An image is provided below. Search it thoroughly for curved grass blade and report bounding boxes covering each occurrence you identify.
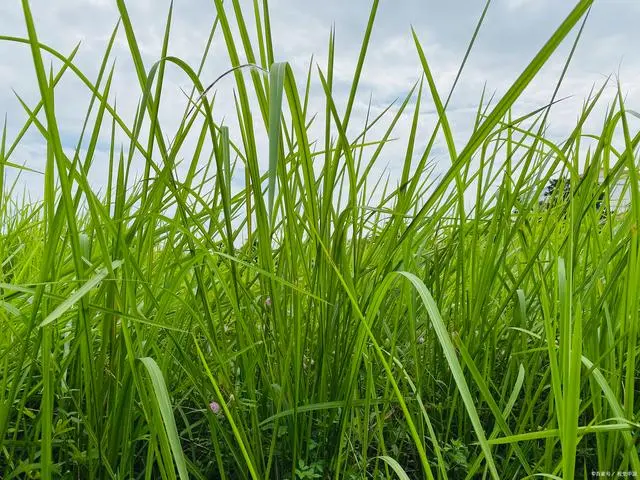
[376,456,411,480]
[396,271,499,479]
[139,357,189,480]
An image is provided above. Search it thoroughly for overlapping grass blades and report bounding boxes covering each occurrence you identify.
[2,0,639,478]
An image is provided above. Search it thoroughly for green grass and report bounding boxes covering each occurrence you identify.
[2,0,640,478]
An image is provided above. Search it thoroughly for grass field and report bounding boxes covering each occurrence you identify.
[2,0,640,478]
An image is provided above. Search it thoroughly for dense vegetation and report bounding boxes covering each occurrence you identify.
[1,0,639,478]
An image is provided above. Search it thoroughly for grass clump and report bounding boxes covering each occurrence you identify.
[1,0,640,478]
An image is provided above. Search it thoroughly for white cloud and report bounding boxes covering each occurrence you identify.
[504,0,544,11]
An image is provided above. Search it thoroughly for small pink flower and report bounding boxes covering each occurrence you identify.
[209,401,221,415]
[264,297,272,307]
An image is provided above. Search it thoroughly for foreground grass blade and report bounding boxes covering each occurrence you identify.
[39,260,123,328]
[139,357,189,480]
[376,456,411,480]
[397,272,499,479]
[267,62,286,222]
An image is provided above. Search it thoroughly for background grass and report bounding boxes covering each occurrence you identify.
[1,0,640,478]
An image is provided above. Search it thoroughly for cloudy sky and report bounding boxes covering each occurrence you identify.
[1,0,639,200]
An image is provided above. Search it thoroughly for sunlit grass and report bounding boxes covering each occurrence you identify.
[2,0,640,478]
